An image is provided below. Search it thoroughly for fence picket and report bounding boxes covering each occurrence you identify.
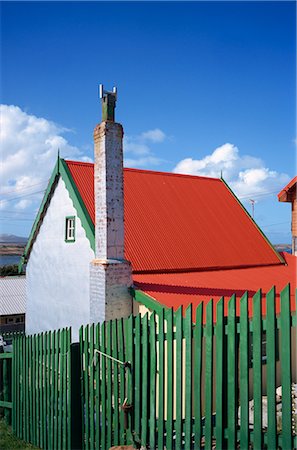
[215,297,224,449]
[62,331,67,450]
[175,307,183,449]
[106,321,112,449]
[79,327,85,449]
[266,287,276,450]
[26,336,30,442]
[100,322,106,450]
[112,319,120,445]
[36,334,40,446]
[84,325,90,450]
[22,336,25,439]
[280,284,292,450]
[89,324,95,449]
[134,314,141,444]
[253,289,262,450]
[43,333,47,448]
[239,292,249,449]
[12,337,16,433]
[227,294,237,449]
[46,332,51,450]
[66,329,71,450]
[50,332,55,449]
[205,300,213,450]
[165,308,174,450]
[185,304,193,450]
[118,318,126,445]
[141,314,149,446]
[157,309,165,450]
[194,303,203,450]
[94,323,101,449]
[149,312,156,449]
[58,331,63,450]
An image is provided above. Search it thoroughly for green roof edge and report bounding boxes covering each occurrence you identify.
[220,178,285,265]
[59,159,95,251]
[130,287,167,315]
[20,157,95,271]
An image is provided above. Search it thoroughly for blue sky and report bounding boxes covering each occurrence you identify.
[1,1,296,243]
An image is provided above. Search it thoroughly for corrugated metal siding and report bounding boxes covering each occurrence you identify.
[133,252,296,317]
[66,161,281,273]
[0,276,26,315]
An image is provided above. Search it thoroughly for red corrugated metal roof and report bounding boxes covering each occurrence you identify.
[133,252,296,319]
[278,176,297,202]
[66,160,282,273]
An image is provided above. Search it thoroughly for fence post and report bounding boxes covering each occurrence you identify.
[71,343,83,450]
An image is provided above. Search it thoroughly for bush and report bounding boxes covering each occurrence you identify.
[0,265,20,276]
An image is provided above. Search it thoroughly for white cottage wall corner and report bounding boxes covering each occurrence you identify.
[26,177,95,342]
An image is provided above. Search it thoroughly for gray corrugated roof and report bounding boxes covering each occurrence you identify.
[0,276,26,315]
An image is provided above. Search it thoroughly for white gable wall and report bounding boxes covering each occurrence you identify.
[26,177,94,341]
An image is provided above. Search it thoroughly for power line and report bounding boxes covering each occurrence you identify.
[261,221,290,228]
[0,189,46,203]
[0,210,36,216]
[0,217,35,221]
[0,180,48,197]
[238,189,279,200]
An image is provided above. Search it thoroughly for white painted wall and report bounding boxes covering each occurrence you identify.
[26,177,94,342]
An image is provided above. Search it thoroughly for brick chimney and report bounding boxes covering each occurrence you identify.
[89,85,132,323]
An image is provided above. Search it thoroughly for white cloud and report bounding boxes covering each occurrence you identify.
[173,143,290,200]
[141,128,166,143]
[0,104,89,212]
[124,128,167,168]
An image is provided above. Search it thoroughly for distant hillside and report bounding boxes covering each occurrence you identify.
[0,234,28,244]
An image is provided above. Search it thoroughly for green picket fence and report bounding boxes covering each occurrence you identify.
[80,284,297,450]
[12,328,72,450]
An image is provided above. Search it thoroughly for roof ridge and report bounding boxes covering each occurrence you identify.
[132,261,284,276]
[65,159,221,182]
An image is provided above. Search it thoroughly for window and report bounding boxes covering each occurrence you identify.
[65,216,76,242]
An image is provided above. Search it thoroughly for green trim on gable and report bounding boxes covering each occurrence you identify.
[20,159,60,268]
[130,287,167,315]
[20,157,95,271]
[59,159,95,250]
[221,178,285,265]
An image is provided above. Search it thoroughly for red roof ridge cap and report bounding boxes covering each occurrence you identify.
[132,261,284,275]
[65,159,221,181]
[123,167,222,181]
[65,159,94,167]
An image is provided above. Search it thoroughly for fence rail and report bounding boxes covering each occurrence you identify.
[80,284,296,449]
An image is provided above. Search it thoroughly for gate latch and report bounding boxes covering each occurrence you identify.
[122,398,133,429]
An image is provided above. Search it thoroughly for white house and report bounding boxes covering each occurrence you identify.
[21,88,296,341]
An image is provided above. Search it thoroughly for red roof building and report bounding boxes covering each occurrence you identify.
[67,160,295,316]
[23,158,296,320]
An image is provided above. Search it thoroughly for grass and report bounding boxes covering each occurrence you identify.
[0,419,40,450]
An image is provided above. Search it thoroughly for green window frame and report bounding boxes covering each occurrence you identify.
[65,216,76,242]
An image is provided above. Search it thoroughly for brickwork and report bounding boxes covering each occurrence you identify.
[90,259,132,323]
[94,121,125,260]
[90,119,133,323]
